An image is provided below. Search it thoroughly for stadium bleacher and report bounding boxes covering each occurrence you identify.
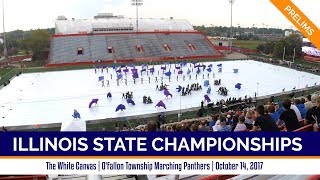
[48,32,222,66]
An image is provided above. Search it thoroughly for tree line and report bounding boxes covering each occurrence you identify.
[0,28,54,60]
[193,25,289,40]
[257,34,303,59]
[194,25,303,59]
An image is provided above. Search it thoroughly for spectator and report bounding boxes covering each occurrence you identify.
[114,122,119,132]
[305,96,320,132]
[278,99,300,131]
[245,110,254,129]
[146,120,158,132]
[226,114,232,125]
[198,121,210,132]
[276,101,285,115]
[252,105,280,132]
[305,95,313,110]
[231,115,239,131]
[267,105,280,123]
[165,125,173,132]
[217,117,232,132]
[294,99,307,119]
[122,123,128,131]
[172,124,177,132]
[208,114,218,128]
[190,124,198,132]
[196,108,204,117]
[2,126,7,132]
[180,124,191,132]
[290,100,303,121]
[234,114,247,132]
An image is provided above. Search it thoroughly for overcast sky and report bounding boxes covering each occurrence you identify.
[0,0,319,32]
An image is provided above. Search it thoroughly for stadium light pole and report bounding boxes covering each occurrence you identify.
[262,23,265,40]
[228,0,235,53]
[131,0,143,32]
[252,24,255,35]
[2,0,8,66]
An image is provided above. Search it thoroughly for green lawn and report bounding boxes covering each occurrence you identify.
[0,68,12,76]
[233,40,266,50]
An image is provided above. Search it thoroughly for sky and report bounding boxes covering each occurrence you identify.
[0,0,319,32]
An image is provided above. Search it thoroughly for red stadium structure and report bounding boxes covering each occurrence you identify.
[47,15,223,67]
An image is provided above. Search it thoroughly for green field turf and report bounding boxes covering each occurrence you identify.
[233,40,266,50]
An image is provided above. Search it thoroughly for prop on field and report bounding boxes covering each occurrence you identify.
[164,89,173,98]
[89,99,98,108]
[132,71,139,79]
[72,109,81,119]
[116,68,122,73]
[117,74,123,81]
[131,68,138,73]
[123,67,129,73]
[155,100,166,109]
[176,85,182,92]
[196,68,201,75]
[126,98,136,105]
[235,83,242,90]
[204,95,211,103]
[206,87,211,94]
[180,61,187,66]
[98,76,104,82]
[187,69,191,75]
[140,68,147,73]
[164,71,172,77]
[204,80,210,87]
[149,67,155,74]
[115,104,126,112]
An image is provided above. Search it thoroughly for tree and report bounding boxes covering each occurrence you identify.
[273,34,302,59]
[273,41,285,58]
[23,29,50,60]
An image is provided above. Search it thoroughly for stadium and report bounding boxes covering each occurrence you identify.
[48,14,223,66]
[1,11,320,180]
[1,13,320,132]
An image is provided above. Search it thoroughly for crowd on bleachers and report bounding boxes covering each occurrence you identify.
[133,94,320,132]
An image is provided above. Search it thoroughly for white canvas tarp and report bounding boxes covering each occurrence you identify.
[60,120,86,132]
